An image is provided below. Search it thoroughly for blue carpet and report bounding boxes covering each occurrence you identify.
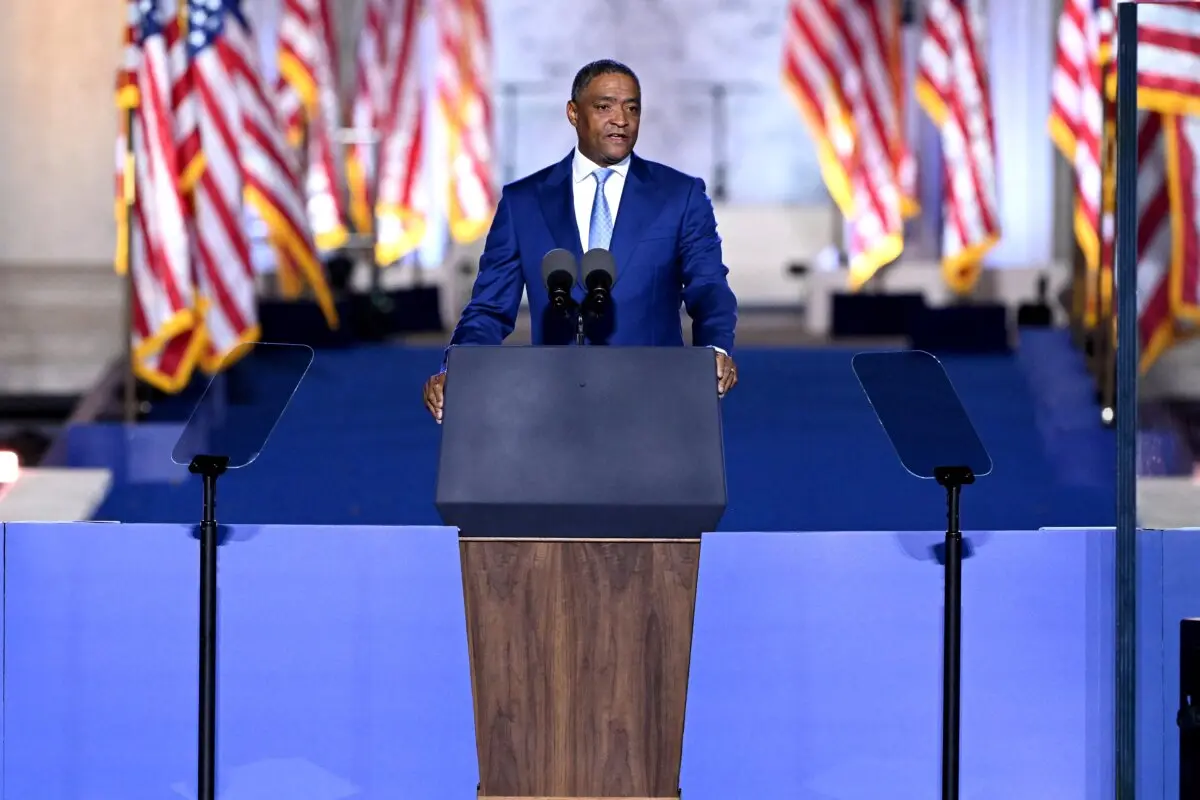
[92,330,1116,531]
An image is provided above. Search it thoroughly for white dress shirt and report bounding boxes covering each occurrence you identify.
[569,148,728,358]
[572,148,631,252]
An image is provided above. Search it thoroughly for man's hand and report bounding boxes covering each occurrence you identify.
[716,352,738,397]
[423,372,446,423]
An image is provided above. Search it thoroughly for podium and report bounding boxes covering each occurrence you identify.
[436,346,727,799]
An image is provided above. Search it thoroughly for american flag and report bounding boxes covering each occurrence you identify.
[1120,2,1200,116]
[1133,112,1175,370]
[115,0,141,279]
[347,0,428,265]
[347,0,392,237]
[436,0,495,243]
[116,0,204,393]
[781,0,914,290]
[1110,1,1200,371]
[185,0,340,366]
[1050,0,1114,327]
[186,0,261,371]
[116,0,140,112]
[1164,113,1200,342]
[916,0,1001,294]
[373,0,428,265]
[218,1,340,330]
[276,0,349,254]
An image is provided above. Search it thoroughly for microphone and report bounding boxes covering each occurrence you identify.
[581,248,615,316]
[541,248,578,312]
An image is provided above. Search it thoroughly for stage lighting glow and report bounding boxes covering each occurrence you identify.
[0,450,17,483]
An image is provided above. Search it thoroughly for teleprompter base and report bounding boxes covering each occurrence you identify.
[461,538,699,799]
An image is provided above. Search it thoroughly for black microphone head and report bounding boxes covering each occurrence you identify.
[541,248,578,287]
[581,248,615,291]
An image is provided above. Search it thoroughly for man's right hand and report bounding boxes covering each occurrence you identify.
[423,372,446,423]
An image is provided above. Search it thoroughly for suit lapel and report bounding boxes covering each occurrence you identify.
[537,152,584,269]
[609,155,665,284]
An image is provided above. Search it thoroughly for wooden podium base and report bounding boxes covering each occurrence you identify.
[479,796,679,800]
[461,537,699,799]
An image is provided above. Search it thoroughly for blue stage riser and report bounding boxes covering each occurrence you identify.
[0,524,1193,799]
[78,333,1118,532]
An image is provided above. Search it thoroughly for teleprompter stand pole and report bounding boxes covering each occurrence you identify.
[189,453,229,800]
[934,465,974,800]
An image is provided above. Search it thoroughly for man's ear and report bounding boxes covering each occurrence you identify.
[566,100,578,128]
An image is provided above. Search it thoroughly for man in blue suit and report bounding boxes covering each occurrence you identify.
[424,59,738,421]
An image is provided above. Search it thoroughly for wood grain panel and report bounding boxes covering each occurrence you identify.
[479,796,679,800]
[461,539,700,799]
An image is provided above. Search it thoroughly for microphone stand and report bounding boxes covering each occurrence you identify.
[577,285,610,347]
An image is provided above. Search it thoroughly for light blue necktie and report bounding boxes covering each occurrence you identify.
[588,167,614,250]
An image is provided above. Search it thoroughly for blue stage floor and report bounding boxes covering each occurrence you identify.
[0,523,1191,799]
[84,333,1116,533]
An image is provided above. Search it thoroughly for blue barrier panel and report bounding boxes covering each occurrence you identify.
[682,529,1115,800]
[1137,529,1200,800]
[2,523,476,800]
[11,524,1196,799]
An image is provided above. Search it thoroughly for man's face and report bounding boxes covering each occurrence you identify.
[568,72,641,165]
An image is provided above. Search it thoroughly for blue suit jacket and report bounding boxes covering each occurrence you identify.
[448,151,737,352]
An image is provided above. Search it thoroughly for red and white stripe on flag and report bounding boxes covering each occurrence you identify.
[1128,1,1200,116]
[1050,0,1113,292]
[347,0,392,237]
[436,0,496,244]
[223,12,340,330]
[781,0,913,290]
[375,0,428,265]
[117,0,204,393]
[1050,0,1095,154]
[1162,114,1200,340]
[115,0,141,275]
[916,0,1002,295]
[1109,1,1200,370]
[276,0,349,252]
[1133,112,1175,371]
[187,0,261,372]
[348,0,428,265]
[1131,4,1200,345]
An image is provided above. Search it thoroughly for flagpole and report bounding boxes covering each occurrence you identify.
[122,104,138,424]
[1112,3,1139,797]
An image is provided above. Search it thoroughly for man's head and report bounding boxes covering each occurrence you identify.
[567,59,641,166]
